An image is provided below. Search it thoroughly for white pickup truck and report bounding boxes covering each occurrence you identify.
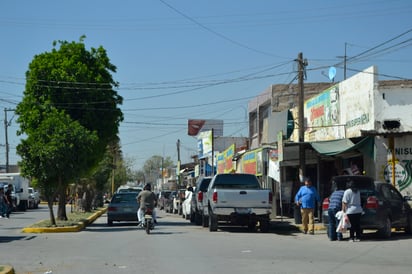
[205,173,272,232]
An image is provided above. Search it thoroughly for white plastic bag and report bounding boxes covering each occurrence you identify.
[336,213,351,233]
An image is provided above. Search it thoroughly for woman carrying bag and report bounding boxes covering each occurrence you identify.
[342,180,363,242]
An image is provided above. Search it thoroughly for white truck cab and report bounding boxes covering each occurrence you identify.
[0,173,30,211]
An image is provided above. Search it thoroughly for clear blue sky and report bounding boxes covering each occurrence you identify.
[0,0,411,171]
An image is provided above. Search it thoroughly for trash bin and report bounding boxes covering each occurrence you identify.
[294,205,302,224]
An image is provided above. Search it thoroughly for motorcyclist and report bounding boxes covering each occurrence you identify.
[136,183,157,225]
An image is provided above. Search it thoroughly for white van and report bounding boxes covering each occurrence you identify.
[0,173,30,211]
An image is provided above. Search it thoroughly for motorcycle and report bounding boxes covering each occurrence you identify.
[141,207,155,234]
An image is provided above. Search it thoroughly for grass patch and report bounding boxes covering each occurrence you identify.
[28,210,97,228]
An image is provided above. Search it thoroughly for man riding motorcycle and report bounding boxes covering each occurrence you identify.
[136,183,157,225]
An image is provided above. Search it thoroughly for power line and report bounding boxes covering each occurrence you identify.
[158,0,282,58]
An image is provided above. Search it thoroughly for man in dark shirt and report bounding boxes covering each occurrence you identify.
[136,184,157,224]
[328,187,345,241]
[4,184,13,218]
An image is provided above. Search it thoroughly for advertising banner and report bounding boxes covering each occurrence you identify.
[378,135,412,196]
[304,85,344,141]
[224,144,235,173]
[197,130,213,159]
[188,119,223,136]
[242,149,263,176]
[216,152,225,174]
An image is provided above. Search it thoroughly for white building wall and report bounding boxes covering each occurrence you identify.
[339,66,376,138]
[374,84,412,132]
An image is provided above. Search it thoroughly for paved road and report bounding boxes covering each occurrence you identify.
[2,205,412,274]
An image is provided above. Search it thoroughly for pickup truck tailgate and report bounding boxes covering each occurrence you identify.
[213,189,271,208]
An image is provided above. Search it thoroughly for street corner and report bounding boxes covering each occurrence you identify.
[0,265,15,274]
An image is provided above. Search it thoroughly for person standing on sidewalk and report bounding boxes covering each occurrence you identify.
[295,177,321,234]
[327,187,345,241]
[0,186,6,218]
[342,180,363,242]
[4,184,13,218]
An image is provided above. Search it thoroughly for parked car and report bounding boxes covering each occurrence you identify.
[28,187,40,209]
[107,192,139,226]
[190,176,212,226]
[322,175,412,238]
[173,189,186,215]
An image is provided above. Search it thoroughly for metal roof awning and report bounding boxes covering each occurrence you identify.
[310,137,374,158]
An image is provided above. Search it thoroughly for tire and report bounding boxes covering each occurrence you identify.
[190,212,196,223]
[195,212,202,225]
[248,222,257,232]
[378,217,392,238]
[18,201,28,211]
[145,221,150,234]
[107,219,113,226]
[405,215,412,234]
[202,214,209,227]
[208,209,218,232]
[260,220,270,233]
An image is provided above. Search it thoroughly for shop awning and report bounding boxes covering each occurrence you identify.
[310,137,374,157]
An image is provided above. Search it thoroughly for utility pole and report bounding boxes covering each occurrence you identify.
[296,53,307,181]
[343,42,347,80]
[176,139,181,187]
[4,108,15,173]
[337,42,347,80]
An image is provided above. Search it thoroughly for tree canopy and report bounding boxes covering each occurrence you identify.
[142,155,174,183]
[16,37,123,222]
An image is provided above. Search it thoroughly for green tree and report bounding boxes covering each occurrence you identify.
[16,37,123,221]
[142,155,174,184]
[16,109,98,224]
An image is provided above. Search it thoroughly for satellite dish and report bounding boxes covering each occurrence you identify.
[328,67,336,81]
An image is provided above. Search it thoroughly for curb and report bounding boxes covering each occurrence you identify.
[0,265,15,274]
[21,207,107,233]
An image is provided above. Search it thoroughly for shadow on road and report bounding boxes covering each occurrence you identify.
[0,236,29,243]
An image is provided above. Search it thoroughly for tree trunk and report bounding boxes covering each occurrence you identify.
[57,176,68,221]
[82,186,94,212]
[46,196,56,226]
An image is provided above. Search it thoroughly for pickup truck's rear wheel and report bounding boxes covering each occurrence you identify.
[209,209,218,232]
[195,212,202,225]
[202,214,209,227]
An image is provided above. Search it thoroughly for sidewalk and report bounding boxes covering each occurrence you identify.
[270,216,326,232]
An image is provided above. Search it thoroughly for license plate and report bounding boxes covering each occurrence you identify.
[123,208,133,212]
[236,208,250,214]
